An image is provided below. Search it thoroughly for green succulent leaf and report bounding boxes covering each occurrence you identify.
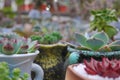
[86,38,105,51]
[92,32,109,45]
[0,44,3,54]
[2,43,14,55]
[28,40,37,53]
[103,25,118,39]
[91,10,97,15]
[12,68,21,77]
[75,33,87,47]
[109,40,120,51]
[0,62,28,80]
[99,46,112,52]
[14,40,22,54]
[109,40,120,46]
[109,45,120,51]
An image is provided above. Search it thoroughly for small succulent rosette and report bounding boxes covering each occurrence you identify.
[72,58,120,80]
[83,58,120,78]
[0,62,28,80]
[0,33,38,55]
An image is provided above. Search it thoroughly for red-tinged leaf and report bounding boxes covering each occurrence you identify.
[84,59,96,72]
[97,62,104,74]
[111,63,119,70]
[84,67,97,75]
[92,58,100,73]
[83,57,120,78]
[102,58,109,69]
[116,68,120,75]
[102,70,119,78]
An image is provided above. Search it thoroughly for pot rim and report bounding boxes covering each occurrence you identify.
[39,42,67,47]
[78,50,120,57]
[0,50,39,58]
[67,64,93,80]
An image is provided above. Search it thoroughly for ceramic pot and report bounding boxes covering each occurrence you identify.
[65,64,92,80]
[35,43,68,80]
[0,50,44,80]
[68,46,120,62]
[78,50,120,62]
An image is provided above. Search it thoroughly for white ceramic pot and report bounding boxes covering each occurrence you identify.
[0,50,44,80]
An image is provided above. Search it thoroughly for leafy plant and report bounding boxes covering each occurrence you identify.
[16,0,24,6]
[31,32,62,44]
[0,62,28,80]
[90,9,118,40]
[84,57,120,78]
[75,32,120,51]
[0,33,38,55]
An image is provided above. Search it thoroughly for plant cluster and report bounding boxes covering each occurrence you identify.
[84,57,120,78]
[90,9,118,40]
[31,32,62,44]
[0,33,38,55]
[0,62,28,80]
[75,32,120,51]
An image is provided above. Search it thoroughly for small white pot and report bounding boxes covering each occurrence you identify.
[0,50,44,80]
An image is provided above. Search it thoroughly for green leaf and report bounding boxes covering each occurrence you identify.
[86,38,105,51]
[12,68,20,77]
[91,10,97,15]
[16,0,24,6]
[13,40,22,54]
[104,25,118,39]
[109,40,120,51]
[14,39,25,54]
[109,40,120,46]
[92,32,109,45]
[109,45,120,51]
[0,43,3,54]
[28,40,37,53]
[75,33,87,47]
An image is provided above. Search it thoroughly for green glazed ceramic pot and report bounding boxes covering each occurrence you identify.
[78,50,120,62]
[68,47,120,63]
[35,43,68,80]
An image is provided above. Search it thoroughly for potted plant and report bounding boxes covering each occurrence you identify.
[31,32,68,80]
[89,9,118,40]
[65,57,120,80]
[0,61,28,80]
[66,9,120,64]
[68,31,120,64]
[0,33,44,80]
[65,8,120,80]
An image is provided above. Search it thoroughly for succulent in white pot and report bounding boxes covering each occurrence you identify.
[0,33,44,80]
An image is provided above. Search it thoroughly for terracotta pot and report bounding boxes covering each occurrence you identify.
[65,64,92,80]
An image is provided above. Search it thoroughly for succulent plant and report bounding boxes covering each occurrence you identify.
[31,32,62,44]
[84,57,120,78]
[75,31,120,51]
[90,9,118,40]
[0,62,28,80]
[0,33,38,55]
